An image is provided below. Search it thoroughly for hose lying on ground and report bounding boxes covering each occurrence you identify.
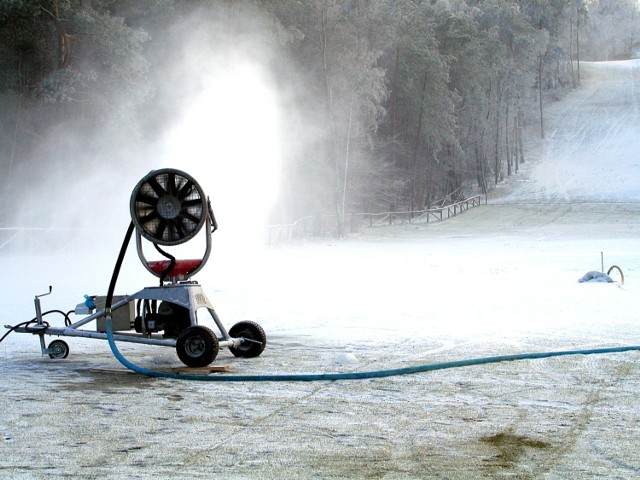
[103,222,640,382]
[104,317,640,382]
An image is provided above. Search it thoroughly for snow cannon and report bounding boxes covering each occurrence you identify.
[130,168,213,283]
[7,168,266,369]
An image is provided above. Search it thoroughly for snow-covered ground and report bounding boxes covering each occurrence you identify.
[2,61,640,479]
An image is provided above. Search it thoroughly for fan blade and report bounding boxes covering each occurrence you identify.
[146,176,167,197]
[135,193,159,206]
[182,198,203,209]
[139,209,160,225]
[167,172,178,196]
[181,211,200,225]
[172,218,185,237]
[155,218,168,239]
[177,180,194,200]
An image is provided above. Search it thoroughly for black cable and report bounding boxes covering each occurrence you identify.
[105,222,135,314]
[1,307,75,344]
[153,242,176,285]
[0,320,46,344]
[0,309,71,344]
[208,198,218,233]
[44,309,72,326]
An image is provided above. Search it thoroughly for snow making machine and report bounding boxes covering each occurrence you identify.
[7,168,266,367]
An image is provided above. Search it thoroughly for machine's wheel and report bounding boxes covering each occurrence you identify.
[176,325,219,367]
[48,339,69,359]
[228,321,266,358]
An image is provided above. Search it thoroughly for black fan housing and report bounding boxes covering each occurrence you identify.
[130,169,207,246]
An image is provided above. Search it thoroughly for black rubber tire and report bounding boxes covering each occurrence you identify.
[176,325,219,367]
[48,339,69,359]
[228,321,267,358]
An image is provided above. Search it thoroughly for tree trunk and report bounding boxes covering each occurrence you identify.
[40,0,73,69]
[411,70,428,212]
[576,5,581,84]
[341,106,352,219]
[569,13,575,87]
[474,124,488,195]
[494,79,503,185]
[424,148,435,209]
[506,104,511,177]
[517,107,525,167]
[538,53,545,139]
[391,46,400,165]
[319,0,343,237]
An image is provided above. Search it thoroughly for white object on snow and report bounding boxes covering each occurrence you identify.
[335,352,358,364]
[578,271,614,283]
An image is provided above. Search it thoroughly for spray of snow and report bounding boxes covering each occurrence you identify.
[2,61,640,347]
[159,60,282,255]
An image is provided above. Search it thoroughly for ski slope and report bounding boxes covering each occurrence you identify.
[1,61,640,479]
[498,59,640,203]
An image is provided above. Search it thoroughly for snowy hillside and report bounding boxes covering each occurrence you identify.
[497,59,640,203]
[1,60,640,479]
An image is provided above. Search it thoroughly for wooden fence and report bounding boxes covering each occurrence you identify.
[0,195,484,250]
[267,195,484,243]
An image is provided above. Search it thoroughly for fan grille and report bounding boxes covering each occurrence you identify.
[130,169,207,246]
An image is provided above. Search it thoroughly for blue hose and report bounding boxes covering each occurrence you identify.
[105,317,640,382]
[104,224,640,381]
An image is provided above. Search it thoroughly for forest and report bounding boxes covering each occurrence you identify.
[1,0,639,231]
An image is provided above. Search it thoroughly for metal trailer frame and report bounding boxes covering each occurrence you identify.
[7,169,266,365]
[10,283,243,357]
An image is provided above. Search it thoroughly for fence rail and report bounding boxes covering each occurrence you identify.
[1,195,484,251]
[267,195,484,243]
